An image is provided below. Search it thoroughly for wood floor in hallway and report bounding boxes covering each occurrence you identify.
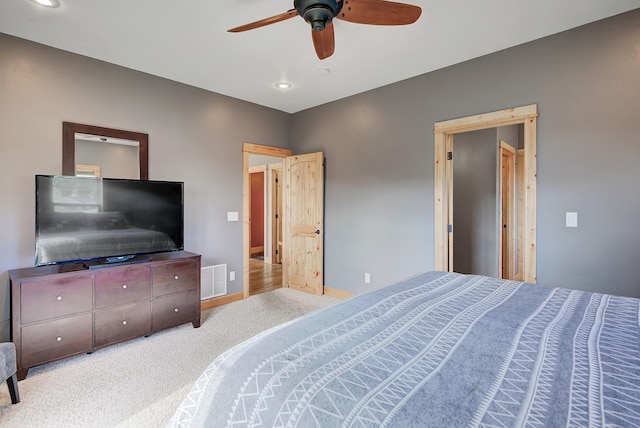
[249,258,283,295]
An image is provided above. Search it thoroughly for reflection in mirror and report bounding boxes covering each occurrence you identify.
[62,122,148,180]
[75,133,139,179]
[76,164,102,178]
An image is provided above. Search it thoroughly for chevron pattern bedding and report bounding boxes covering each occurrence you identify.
[169,271,640,427]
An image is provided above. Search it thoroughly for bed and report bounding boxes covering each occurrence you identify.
[169,271,640,427]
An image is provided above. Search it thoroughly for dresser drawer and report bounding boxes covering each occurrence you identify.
[95,265,151,309]
[21,275,93,324]
[152,259,198,296]
[152,291,199,331]
[21,313,93,367]
[94,301,151,347]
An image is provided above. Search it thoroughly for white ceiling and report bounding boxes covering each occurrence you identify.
[1,0,639,113]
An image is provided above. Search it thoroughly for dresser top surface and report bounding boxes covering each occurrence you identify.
[9,251,201,280]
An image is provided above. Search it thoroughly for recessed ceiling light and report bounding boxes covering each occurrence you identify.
[275,81,292,90]
[30,0,61,8]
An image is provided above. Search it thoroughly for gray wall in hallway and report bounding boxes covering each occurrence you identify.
[291,10,640,297]
[0,33,291,341]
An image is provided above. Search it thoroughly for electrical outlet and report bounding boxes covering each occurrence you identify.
[364,272,371,284]
[229,271,235,281]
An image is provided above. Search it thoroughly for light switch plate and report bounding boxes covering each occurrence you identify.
[227,211,239,222]
[566,212,578,228]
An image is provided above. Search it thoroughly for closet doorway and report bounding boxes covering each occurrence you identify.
[434,105,538,283]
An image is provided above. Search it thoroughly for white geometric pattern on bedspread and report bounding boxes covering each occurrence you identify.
[169,272,640,427]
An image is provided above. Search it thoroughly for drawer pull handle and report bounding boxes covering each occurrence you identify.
[174,308,179,313]
[174,275,179,280]
[56,295,63,301]
[122,320,128,326]
[122,284,128,289]
[56,336,62,342]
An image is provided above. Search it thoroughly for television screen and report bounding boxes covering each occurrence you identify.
[35,175,184,266]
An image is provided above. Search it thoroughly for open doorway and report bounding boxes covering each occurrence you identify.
[434,105,538,283]
[243,143,292,298]
[243,143,325,298]
[248,158,284,295]
[449,129,522,280]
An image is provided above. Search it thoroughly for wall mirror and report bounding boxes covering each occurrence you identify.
[62,122,149,179]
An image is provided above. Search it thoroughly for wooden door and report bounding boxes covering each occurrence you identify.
[499,141,516,279]
[283,152,324,295]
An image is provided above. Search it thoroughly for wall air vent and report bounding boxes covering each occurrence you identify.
[201,264,227,300]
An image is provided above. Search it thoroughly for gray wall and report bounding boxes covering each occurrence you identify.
[0,33,291,341]
[453,129,498,277]
[291,10,640,297]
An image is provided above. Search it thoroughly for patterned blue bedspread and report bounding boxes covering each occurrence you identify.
[169,272,640,427]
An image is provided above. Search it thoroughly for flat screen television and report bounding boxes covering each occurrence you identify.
[35,175,184,267]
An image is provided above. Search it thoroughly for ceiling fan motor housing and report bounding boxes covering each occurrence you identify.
[294,0,343,31]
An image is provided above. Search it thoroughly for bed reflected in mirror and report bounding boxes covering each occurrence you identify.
[62,122,148,180]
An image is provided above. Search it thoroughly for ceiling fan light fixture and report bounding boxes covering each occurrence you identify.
[30,0,61,8]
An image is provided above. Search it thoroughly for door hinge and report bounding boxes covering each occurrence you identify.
[275,178,279,183]
[275,250,279,255]
[275,213,279,219]
[447,151,453,160]
[448,224,453,233]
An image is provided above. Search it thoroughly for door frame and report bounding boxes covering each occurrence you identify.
[434,104,538,283]
[243,143,293,298]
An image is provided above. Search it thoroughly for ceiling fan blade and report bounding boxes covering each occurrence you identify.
[228,9,298,33]
[311,22,335,60]
[336,0,421,25]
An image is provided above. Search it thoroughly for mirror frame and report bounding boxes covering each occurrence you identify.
[62,122,149,179]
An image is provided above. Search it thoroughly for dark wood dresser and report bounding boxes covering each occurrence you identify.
[9,251,201,380]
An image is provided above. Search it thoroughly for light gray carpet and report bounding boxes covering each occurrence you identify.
[0,288,340,428]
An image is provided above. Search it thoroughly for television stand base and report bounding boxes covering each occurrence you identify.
[107,255,135,263]
[85,257,151,269]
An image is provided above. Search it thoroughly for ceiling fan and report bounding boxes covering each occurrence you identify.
[228,0,422,60]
